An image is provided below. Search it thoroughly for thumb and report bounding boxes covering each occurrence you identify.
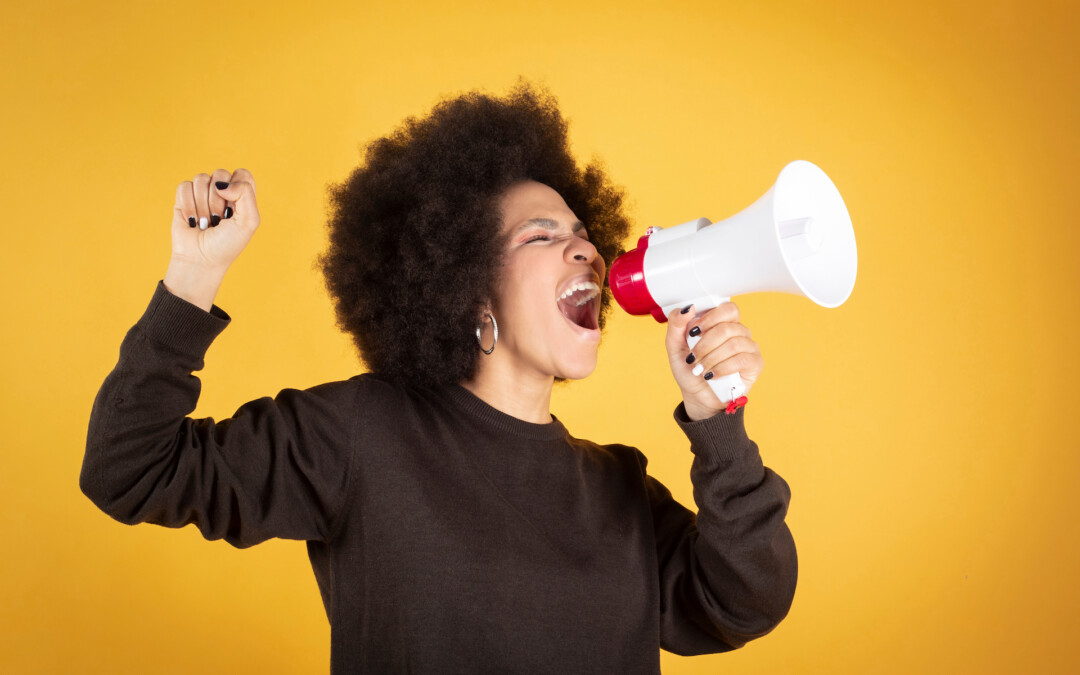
[212,179,250,202]
[664,304,696,358]
[213,180,260,225]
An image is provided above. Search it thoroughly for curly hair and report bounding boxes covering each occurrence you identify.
[316,81,633,387]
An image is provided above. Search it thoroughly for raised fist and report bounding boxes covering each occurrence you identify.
[170,168,260,273]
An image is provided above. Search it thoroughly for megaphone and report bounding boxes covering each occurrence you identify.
[609,160,857,404]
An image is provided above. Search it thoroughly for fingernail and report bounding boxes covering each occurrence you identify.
[692,364,704,377]
[210,214,221,227]
[215,181,229,190]
[223,206,233,219]
[680,305,692,314]
[188,216,196,228]
[704,371,714,381]
[685,353,695,364]
[199,216,208,230]
[689,326,701,338]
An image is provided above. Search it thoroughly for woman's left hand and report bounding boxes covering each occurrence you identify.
[665,302,764,421]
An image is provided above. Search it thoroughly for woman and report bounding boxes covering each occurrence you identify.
[81,82,796,673]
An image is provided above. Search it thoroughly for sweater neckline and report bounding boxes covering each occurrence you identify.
[441,383,569,441]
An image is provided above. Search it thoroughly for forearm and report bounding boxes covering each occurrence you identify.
[81,282,230,518]
[690,461,797,639]
[81,282,356,546]
[656,404,797,653]
[686,407,797,638]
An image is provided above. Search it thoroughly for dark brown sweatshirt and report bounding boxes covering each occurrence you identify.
[81,281,797,674]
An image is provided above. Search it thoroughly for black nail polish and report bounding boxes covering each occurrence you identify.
[215,181,229,190]
[188,216,196,228]
[680,305,692,314]
[210,214,221,226]
[704,371,714,381]
[685,353,695,364]
[689,326,701,337]
[223,206,233,219]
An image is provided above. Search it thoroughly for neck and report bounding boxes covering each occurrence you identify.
[460,358,554,425]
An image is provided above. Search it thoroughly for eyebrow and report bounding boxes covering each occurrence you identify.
[516,218,587,234]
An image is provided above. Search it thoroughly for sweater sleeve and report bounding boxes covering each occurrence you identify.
[80,281,357,548]
[646,403,797,655]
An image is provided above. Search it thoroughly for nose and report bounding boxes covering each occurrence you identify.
[565,236,599,264]
[565,235,606,280]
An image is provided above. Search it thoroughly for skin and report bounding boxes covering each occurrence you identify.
[459,181,607,423]
[460,180,765,423]
[163,171,764,424]
[163,168,258,313]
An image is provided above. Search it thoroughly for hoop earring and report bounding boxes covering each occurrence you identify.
[476,312,498,355]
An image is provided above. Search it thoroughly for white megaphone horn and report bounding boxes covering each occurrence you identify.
[608,160,857,405]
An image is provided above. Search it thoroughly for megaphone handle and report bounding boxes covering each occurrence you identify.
[686,309,747,405]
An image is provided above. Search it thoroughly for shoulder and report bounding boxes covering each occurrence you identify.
[566,432,650,475]
[309,372,455,434]
[261,372,424,424]
[299,371,414,401]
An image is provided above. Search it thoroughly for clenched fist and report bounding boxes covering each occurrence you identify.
[664,302,764,421]
[164,168,259,311]
[171,168,260,269]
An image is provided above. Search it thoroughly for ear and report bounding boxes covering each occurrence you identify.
[476,299,495,324]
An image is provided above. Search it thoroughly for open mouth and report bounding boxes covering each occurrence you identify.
[557,281,600,331]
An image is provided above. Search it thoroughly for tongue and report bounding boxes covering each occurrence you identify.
[558,296,595,330]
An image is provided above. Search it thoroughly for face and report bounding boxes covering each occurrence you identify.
[484,180,607,382]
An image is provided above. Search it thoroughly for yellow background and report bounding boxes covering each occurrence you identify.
[2,0,1077,672]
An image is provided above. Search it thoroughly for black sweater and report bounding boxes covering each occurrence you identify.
[81,282,797,674]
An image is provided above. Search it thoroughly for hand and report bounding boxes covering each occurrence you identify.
[664,302,764,421]
[170,168,260,271]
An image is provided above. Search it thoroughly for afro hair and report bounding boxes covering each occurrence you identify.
[316,80,633,387]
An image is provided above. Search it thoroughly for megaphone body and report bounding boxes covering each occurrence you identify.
[609,160,857,404]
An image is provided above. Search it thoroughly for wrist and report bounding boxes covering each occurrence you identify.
[163,258,228,312]
[683,400,721,422]
[682,395,749,421]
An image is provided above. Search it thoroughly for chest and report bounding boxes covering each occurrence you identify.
[347,432,657,636]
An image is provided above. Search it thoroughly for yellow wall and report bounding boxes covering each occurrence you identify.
[3,1,1077,672]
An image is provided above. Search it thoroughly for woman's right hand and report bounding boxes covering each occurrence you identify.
[171,168,260,271]
[164,168,260,311]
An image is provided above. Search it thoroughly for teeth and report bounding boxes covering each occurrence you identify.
[558,281,600,307]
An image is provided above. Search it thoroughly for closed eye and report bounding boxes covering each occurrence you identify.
[517,218,589,245]
[523,230,589,245]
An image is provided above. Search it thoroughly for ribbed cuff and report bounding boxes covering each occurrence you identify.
[136,280,231,357]
[673,401,753,462]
